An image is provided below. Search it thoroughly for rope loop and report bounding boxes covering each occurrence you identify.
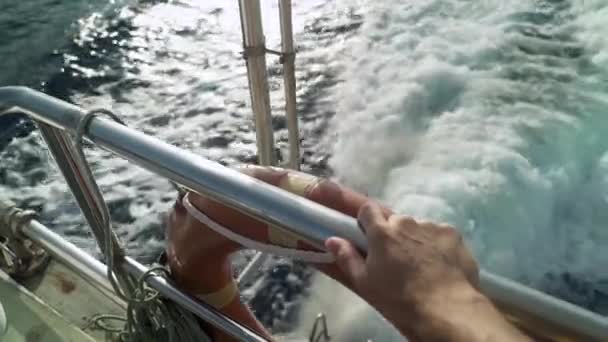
[72,108,130,301]
[130,266,169,305]
[86,314,126,333]
[87,265,212,342]
[75,108,126,150]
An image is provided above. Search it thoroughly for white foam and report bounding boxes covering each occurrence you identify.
[294,272,405,342]
[572,0,608,67]
[330,0,608,284]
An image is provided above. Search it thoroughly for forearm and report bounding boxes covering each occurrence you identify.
[381,282,531,342]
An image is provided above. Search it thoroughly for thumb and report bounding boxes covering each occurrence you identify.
[325,237,366,288]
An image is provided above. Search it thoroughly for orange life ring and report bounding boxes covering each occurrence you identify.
[165,165,391,341]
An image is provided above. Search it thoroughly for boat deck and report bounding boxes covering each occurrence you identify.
[0,259,125,342]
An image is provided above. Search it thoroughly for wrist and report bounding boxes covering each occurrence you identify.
[381,278,487,340]
[416,278,483,317]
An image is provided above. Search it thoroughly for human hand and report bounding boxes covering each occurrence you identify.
[326,200,478,312]
[325,201,483,339]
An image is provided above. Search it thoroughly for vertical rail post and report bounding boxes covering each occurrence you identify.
[239,0,275,166]
[279,0,300,170]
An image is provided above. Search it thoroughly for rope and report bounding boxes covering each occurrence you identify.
[309,313,330,342]
[73,110,212,342]
[182,193,334,263]
[74,108,131,300]
[0,199,37,239]
[0,199,48,277]
[88,267,212,342]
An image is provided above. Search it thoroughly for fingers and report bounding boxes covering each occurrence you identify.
[325,237,366,288]
[458,242,480,288]
[358,201,390,237]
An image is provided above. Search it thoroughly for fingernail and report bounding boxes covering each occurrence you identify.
[325,237,340,254]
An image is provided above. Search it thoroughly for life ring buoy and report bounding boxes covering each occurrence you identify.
[165,165,390,341]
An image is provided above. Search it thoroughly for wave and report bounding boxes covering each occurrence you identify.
[328,0,608,313]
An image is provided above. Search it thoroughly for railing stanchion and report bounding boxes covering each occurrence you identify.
[279,0,300,170]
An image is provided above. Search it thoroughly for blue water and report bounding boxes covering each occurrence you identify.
[1,0,606,337]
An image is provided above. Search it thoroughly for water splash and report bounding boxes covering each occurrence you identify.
[328,0,608,314]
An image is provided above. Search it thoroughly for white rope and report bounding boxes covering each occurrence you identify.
[237,252,269,284]
[182,193,334,264]
[74,109,132,300]
[73,110,211,342]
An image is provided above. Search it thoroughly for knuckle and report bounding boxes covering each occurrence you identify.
[385,215,419,240]
[418,220,443,231]
[439,225,462,242]
[390,215,417,227]
[368,220,390,238]
[358,202,376,218]
[437,222,455,230]
[359,201,372,214]
[358,204,379,225]
[435,225,466,254]
[387,214,399,226]
[360,216,388,239]
[470,259,480,278]
[465,257,480,287]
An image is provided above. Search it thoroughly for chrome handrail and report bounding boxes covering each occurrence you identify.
[0,87,367,252]
[0,86,607,340]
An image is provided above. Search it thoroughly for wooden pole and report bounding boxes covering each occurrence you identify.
[239,0,275,166]
[279,0,300,170]
[236,0,275,285]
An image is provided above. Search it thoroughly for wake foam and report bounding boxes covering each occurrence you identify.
[323,0,608,322]
[293,273,404,342]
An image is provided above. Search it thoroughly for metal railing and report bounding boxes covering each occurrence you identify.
[0,87,271,342]
[1,86,607,340]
